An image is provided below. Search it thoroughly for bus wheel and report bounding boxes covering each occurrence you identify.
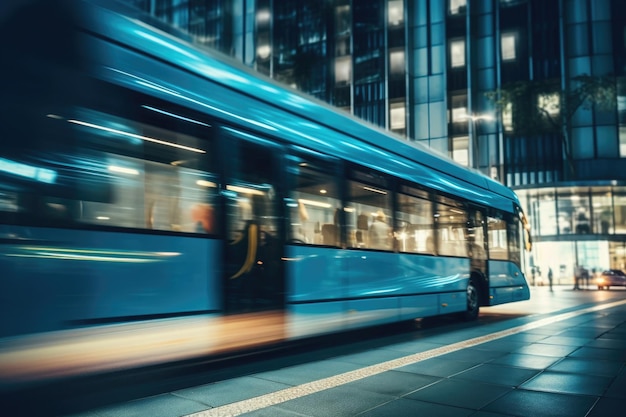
[462,280,480,321]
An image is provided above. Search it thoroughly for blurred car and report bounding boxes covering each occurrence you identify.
[596,269,626,290]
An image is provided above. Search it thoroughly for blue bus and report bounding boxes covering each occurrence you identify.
[0,0,530,385]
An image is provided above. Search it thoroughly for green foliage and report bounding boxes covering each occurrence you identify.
[485,74,616,179]
[485,74,616,135]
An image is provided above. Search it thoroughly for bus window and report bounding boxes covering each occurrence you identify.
[64,104,217,234]
[488,215,508,260]
[436,202,468,257]
[346,170,393,251]
[1,74,218,235]
[396,186,435,254]
[468,210,487,260]
[287,155,341,246]
[508,217,521,265]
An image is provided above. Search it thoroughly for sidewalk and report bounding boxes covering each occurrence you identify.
[65,288,626,417]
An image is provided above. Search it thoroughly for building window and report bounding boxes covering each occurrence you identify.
[388,0,404,26]
[592,191,613,234]
[335,5,351,36]
[452,136,469,166]
[390,102,406,132]
[538,93,560,116]
[389,50,405,76]
[614,191,626,234]
[450,39,466,68]
[334,56,352,85]
[450,94,468,124]
[532,191,557,236]
[449,0,467,15]
[501,33,516,61]
[451,106,467,123]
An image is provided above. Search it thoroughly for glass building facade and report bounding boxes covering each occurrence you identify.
[122,0,626,283]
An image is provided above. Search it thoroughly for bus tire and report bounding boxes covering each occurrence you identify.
[462,280,480,321]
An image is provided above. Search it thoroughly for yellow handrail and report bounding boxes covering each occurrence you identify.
[230,223,258,279]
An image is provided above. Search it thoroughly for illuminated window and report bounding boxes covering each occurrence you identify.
[388,0,404,26]
[538,93,560,116]
[452,107,467,123]
[450,94,468,123]
[450,39,465,67]
[396,187,434,254]
[334,56,352,85]
[66,107,216,233]
[289,155,341,246]
[257,44,271,59]
[335,5,351,36]
[501,33,516,61]
[256,9,271,24]
[449,0,467,15]
[390,102,405,131]
[389,50,405,76]
[452,136,469,166]
[346,173,393,251]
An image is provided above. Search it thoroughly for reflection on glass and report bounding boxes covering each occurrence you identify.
[614,192,626,234]
[289,157,341,245]
[449,0,467,15]
[557,191,591,235]
[501,33,516,61]
[347,179,393,250]
[388,0,404,26]
[396,190,434,254]
[488,216,508,260]
[437,204,468,257]
[592,191,613,234]
[335,56,352,85]
[450,39,465,68]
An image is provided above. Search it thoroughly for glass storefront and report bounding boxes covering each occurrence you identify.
[517,185,626,285]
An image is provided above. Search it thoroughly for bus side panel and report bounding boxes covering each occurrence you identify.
[285,245,347,338]
[488,260,531,306]
[285,246,347,303]
[286,302,345,340]
[0,226,220,337]
[438,292,467,315]
[345,251,469,325]
[345,252,468,296]
[399,295,438,321]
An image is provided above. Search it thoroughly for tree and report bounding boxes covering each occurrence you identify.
[485,74,616,179]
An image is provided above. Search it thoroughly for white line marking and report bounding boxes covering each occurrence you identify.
[185,299,626,417]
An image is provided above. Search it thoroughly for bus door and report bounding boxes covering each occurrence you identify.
[468,209,489,305]
[220,128,285,314]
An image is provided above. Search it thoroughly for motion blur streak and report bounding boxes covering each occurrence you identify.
[4,245,180,262]
[0,312,285,385]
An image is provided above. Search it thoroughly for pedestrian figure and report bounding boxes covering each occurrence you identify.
[582,267,589,290]
[548,267,553,292]
[573,265,581,290]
